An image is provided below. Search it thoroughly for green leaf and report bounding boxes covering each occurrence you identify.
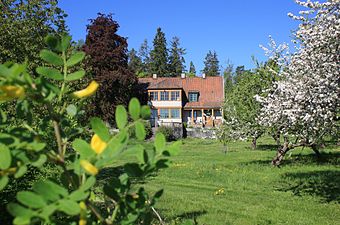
[44,35,60,51]
[115,105,127,130]
[128,98,140,121]
[17,191,46,208]
[90,117,110,142]
[13,217,31,225]
[66,51,85,67]
[60,35,72,51]
[166,141,181,156]
[0,64,12,77]
[141,106,151,119]
[57,199,80,216]
[40,204,57,220]
[0,144,11,170]
[0,176,9,191]
[66,104,77,117]
[41,180,68,197]
[154,133,166,153]
[72,139,95,159]
[69,190,89,201]
[65,70,85,81]
[14,165,27,178]
[31,154,47,167]
[33,180,61,202]
[135,121,146,141]
[36,67,63,80]
[39,50,63,66]
[81,176,96,191]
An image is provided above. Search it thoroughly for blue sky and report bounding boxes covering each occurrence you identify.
[58,0,303,73]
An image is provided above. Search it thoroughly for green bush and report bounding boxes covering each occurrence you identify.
[128,120,152,139]
[156,126,176,141]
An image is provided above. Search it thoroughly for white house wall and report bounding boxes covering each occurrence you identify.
[151,100,182,108]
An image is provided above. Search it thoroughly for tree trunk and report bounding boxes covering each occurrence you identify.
[311,144,321,158]
[272,140,290,166]
[272,131,281,147]
[251,137,257,150]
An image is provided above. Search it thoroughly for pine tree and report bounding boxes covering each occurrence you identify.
[168,36,186,77]
[202,50,220,76]
[138,39,150,74]
[128,48,143,75]
[223,61,233,93]
[189,61,196,75]
[150,27,169,76]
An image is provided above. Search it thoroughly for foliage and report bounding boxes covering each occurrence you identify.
[0,35,180,224]
[0,0,67,70]
[138,39,151,75]
[257,0,340,165]
[128,48,143,75]
[150,27,169,76]
[202,50,220,76]
[189,61,196,75]
[83,13,137,123]
[156,126,176,141]
[128,120,153,140]
[168,36,186,76]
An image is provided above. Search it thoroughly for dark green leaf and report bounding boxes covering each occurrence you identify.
[128,98,140,121]
[33,180,61,202]
[124,163,144,177]
[90,117,110,142]
[36,67,63,80]
[66,52,85,67]
[39,50,63,66]
[65,70,85,81]
[0,176,9,191]
[154,133,166,154]
[14,165,27,178]
[60,35,72,52]
[140,106,151,119]
[0,144,11,170]
[135,121,146,141]
[66,104,77,117]
[17,191,46,208]
[115,106,127,130]
[57,199,80,216]
[72,139,95,159]
[44,35,60,51]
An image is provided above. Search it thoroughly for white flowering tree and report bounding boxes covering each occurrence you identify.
[257,0,340,166]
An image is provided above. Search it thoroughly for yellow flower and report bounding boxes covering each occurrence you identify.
[72,81,99,98]
[79,219,87,225]
[79,201,87,210]
[90,134,107,154]
[0,85,25,101]
[80,160,98,175]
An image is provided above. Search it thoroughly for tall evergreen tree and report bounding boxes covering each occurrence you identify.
[83,13,137,122]
[223,61,233,94]
[128,48,143,75]
[168,36,186,76]
[138,39,150,74]
[202,50,220,76]
[150,27,169,76]
[189,61,196,75]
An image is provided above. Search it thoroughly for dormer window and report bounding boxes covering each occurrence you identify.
[188,92,199,102]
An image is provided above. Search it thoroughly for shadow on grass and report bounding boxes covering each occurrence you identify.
[278,170,340,203]
[255,144,278,151]
[243,152,340,167]
[167,210,207,224]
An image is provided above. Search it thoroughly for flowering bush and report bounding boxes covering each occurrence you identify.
[257,0,340,165]
[0,35,180,224]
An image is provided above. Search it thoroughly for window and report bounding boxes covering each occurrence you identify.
[188,92,199,102]
[171,109,180,118]
[160,109,169,118]
[160,91,169,101]
[149,91,158,101]
[171,91,180,101]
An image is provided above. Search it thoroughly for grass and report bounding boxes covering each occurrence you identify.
[139,137,340,225]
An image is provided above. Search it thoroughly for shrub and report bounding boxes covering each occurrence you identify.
[156,126,176,141]
[128,119,153,139]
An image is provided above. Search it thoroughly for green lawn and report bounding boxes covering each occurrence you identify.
[142,137,340,225]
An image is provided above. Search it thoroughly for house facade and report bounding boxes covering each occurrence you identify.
[139,74,224,128]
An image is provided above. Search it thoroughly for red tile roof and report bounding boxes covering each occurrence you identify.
[139,76,224,109]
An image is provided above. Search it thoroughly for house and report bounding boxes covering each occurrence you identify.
[139,73,224,128]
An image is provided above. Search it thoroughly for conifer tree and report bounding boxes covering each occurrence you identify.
[150,27,169,76]
[202,50,220,76]
[138,39,151,74]
[168,36,186,76]
[189,61,196,75]
[128,48,143,75]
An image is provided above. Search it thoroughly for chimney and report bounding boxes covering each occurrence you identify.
[202,73,206,79]
[181,73,186,79]
[152,74,157,79]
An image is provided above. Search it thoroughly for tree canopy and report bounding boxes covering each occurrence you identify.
[202,50,220,76]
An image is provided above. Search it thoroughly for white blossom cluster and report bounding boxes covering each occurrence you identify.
[257,0,340,143]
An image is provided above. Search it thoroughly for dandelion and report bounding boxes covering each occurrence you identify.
[80,160,98,175]
[72,81,99,98]
[90,134,107,154]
